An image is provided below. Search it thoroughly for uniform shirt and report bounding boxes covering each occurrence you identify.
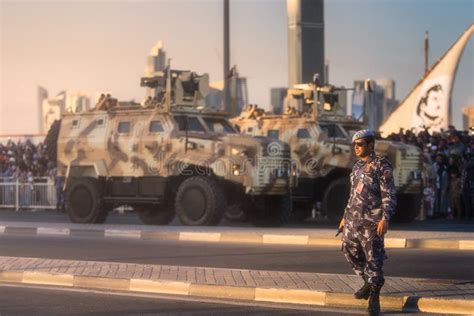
[344,151,396,226]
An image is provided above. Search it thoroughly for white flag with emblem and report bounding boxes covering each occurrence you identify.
[379,24,473,136]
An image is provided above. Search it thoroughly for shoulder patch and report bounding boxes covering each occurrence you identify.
[383,169,392,179]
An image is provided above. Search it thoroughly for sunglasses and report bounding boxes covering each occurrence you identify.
[353,141,367,147]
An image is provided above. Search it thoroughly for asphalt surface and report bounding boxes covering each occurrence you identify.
[1,209,474,232]
[1,235,473,280]
[0,284,363,316]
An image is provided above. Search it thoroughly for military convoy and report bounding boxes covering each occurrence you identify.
[231,82,423,222]
[46,64,422,226]
[46,68,295,226]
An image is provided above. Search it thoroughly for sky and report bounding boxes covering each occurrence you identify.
[1,0,473,135]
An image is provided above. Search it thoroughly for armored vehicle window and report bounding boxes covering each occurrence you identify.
[72,119,80,128]
[247,127,253,133]
[118,121,131,134]
[174,116,205,133]
[319,123,345,138]
[149,120,164,133]
[297,128,311,139]
[97,118,105,126]
[203,118,236,134]
[267,130,280,140]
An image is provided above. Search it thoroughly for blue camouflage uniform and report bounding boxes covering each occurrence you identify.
[342,133,397,288]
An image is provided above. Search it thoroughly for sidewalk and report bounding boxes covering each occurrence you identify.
[0,256,472,314]
[1,220,473,250]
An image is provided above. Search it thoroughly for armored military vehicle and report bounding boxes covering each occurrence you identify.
[231,82,423,223]
[46,67,294,226]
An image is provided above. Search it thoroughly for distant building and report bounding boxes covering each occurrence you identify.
[144,41,167,98]
[462,106,474,131]
[270,88,288,114]
[206,81,225,110]
[352,78,399,130]
[206,76,248,116]
[287,0,325,86]
[333,87,348,115]
[37,86,49,134]
[40,90,91,133]
[375,78,398,119]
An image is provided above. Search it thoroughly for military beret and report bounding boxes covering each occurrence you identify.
[352,129,375,142]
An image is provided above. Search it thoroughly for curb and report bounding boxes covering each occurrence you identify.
[0,270,472,314]
[1,224,473,250]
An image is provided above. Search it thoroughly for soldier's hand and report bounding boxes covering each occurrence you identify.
[377,219,388,237]
[338,218,345,231]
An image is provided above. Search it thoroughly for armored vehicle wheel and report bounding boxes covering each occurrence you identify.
[66,178,107,224]
[137,206,175,225]
[392,193,420,223]
[224,204,248,222]
[175,176,225,226]
[44,119,61,163]
[251,195,291,227]
[323,178,350,223]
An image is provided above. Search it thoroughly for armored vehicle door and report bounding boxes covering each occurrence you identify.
[281,122,320,178]
[110,113,145,177]
[138,114,173,177]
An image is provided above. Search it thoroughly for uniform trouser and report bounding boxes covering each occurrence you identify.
[342,222,386,288]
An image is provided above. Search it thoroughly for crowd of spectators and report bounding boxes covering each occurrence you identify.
[0,139,61,209]
[386,126,474,220]
[0,139,51,179]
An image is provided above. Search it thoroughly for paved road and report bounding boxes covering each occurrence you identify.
[1,235,472,280]
[0,284,362,315]
[1,209,473,232]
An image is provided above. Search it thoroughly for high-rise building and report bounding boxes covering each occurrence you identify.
[37,86,49,134]
[287,0,325,86]
[462,106,474,131]
[333,88,348,115]
[375,78,398,119]
[145,41,167,98]
[352,78,399,130]
[270,88,288,114]
[206,77,248,116]
[40,90,91,133]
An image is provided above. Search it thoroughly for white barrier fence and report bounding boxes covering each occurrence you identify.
[0,177,57,211]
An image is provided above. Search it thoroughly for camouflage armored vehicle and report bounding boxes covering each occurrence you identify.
[46,68,294,226]
[231,82,423,223]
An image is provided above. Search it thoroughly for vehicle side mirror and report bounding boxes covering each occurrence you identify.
[186,142,197,150]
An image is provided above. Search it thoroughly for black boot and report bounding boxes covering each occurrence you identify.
[367,285,381,316]
[354,276,370,300]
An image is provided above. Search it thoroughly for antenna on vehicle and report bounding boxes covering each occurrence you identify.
[165,58,172,112]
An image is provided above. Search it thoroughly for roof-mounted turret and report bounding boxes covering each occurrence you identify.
[141,62,209,111]
[284,78,373,122]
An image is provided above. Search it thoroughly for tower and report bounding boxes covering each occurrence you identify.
[287,0,325,86]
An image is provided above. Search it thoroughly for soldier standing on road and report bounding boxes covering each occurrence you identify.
[338,129,397,316]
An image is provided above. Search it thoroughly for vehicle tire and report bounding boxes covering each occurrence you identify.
[137,205,175,225]
[224,203,248,222]
[175,176,225,226]
[392,193,420,223]
[66,178,108,224]
[251,195,292,227]
[44,119,61,163]
[323,178,350,223]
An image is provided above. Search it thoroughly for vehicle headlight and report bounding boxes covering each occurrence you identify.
[231,148,241,155]
[232,164,241,176]
[231,147,247,156]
